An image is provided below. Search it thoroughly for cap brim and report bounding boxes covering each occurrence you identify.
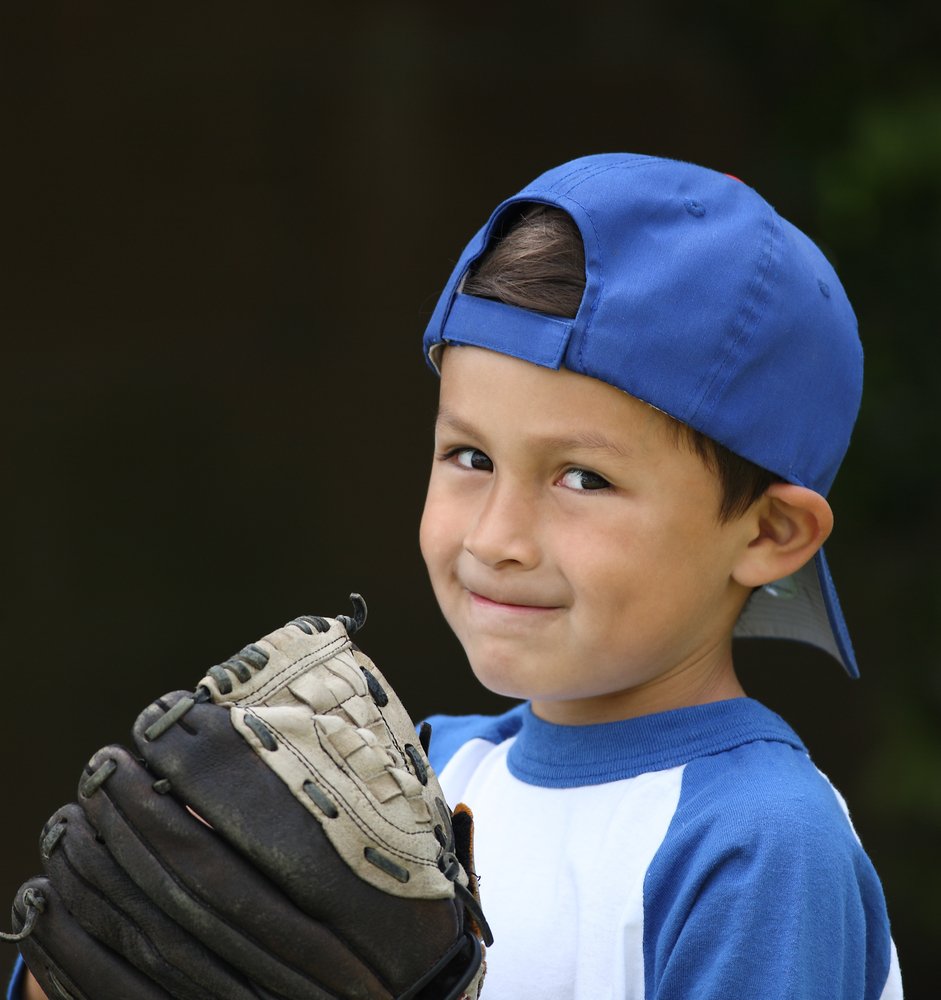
[733,548,858,678]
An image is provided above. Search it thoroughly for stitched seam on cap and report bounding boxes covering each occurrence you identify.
[689,205,777,427]
[557,155,657,198]
[559,158,692,376]
[547,159,616,195]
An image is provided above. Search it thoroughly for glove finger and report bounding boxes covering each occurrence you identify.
[40,799,274,1000]
[133,691,467,995]
[13,877,173,1000]
[78,742,394,999]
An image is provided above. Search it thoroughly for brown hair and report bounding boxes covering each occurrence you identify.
[462,204,779,523]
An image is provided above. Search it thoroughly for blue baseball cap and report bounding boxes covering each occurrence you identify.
[423,153,862,677]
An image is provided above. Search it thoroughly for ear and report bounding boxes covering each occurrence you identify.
[732,483,834,588]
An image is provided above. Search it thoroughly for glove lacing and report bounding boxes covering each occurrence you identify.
[0,887,45,943]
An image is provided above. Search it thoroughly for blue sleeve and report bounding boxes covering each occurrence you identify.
[6,955,25,1000]
[643,744,894,1000]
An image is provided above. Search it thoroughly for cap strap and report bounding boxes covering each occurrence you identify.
[441,293,574,370]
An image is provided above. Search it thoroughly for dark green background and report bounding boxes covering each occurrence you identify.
[2,2,938,994]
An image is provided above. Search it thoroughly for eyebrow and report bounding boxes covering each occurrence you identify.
[435,407,637,460]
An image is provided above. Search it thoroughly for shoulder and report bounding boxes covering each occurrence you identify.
[650,738,874,900]
[423,703,528,774]
[644,738,895,1000]
[679,738,859,855]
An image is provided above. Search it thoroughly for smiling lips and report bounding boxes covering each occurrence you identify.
[467,590,561,614]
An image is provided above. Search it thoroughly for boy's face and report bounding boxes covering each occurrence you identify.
[420,347,756,724]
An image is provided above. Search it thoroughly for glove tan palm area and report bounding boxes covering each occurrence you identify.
[5,597,489,1000]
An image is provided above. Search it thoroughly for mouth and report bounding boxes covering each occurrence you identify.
[467,590,561,614]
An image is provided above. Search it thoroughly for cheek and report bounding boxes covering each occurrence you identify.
[418,501,437,571]
[418,486,457,575]
[565,510,705,608]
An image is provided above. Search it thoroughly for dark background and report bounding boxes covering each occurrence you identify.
[2,2,938,994]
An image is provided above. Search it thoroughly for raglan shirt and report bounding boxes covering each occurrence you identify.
[6,698,903,1000]
[427,698,903,1000]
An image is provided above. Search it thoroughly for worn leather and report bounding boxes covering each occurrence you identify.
[11,609,486,1000]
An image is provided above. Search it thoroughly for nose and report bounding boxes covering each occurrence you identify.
[464,477,541,570]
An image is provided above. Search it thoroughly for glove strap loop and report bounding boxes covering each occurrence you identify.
[452,880,494,948]
[0,887,46,942]
[336,592,368,635]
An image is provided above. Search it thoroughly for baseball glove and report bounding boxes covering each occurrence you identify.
[4,595,491,1000]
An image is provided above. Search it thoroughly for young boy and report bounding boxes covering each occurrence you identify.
[418,154,902,999]
[7,153,902,1000]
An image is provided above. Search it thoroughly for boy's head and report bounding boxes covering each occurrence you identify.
[420,154,862,717]
[461,203,782,525]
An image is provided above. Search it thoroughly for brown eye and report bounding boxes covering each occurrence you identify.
[560,468,610,491]
[455,448,493,472]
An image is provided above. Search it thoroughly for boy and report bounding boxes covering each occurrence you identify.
[7,153,902,1000]
[418,154,902,998]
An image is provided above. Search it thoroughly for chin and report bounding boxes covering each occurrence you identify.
[463,653,536,701]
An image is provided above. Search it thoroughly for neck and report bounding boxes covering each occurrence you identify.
[532,641,745,726]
